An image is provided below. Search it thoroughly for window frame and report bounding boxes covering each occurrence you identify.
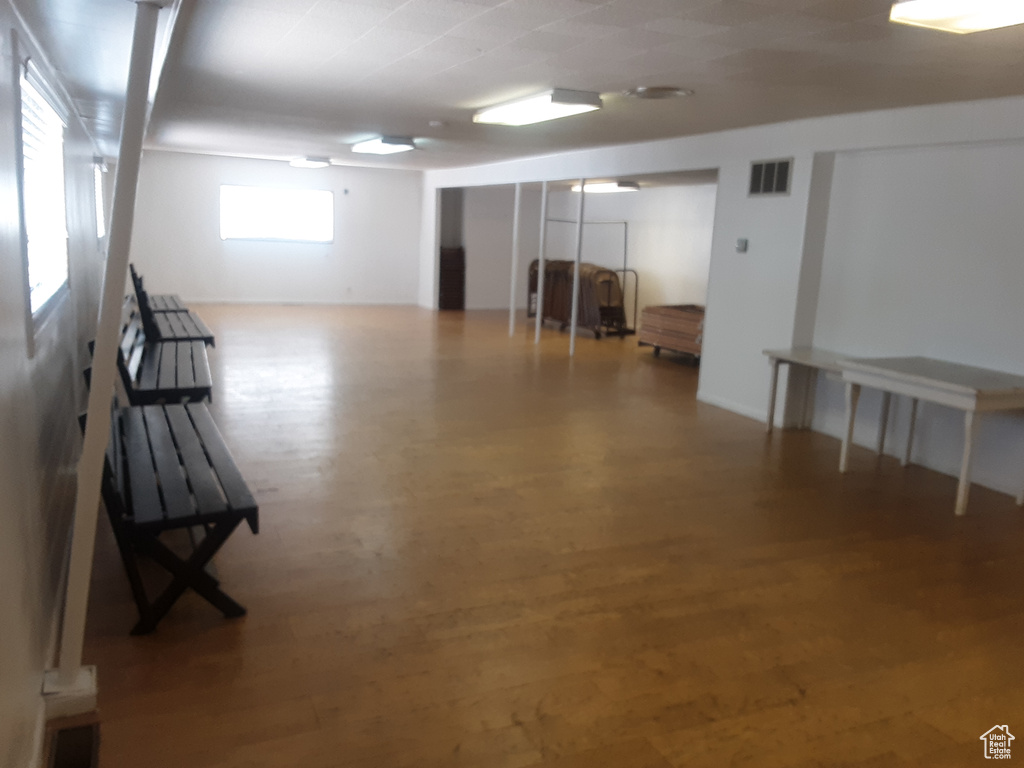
[14,51,71,354]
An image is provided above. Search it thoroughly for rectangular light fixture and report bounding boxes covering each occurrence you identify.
[473,89,602,126]
[352,136,416,155]
[571,181,641,194]
[289,156,331,168]
[889,0,1024,33]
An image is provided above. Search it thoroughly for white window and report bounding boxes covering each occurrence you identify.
[19,70,68,315]
[219,185,334,243]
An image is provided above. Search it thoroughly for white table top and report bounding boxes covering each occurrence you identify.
[763,346,845,373]
[839,356,1024,397]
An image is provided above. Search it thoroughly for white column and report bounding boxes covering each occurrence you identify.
[508,183,522,337]
[569,179,586,357]
[534,181,548,344]
[57,0,167,687]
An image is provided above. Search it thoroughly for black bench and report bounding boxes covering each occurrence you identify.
[98,402,259,634]
[130,265,215,346]
[130,264,185,312]
[108,306,213,405]
[146,292,188,312]
[146,306,216,346]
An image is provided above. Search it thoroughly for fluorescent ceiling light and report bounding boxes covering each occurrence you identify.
[351,136,416,154]
[571,181,641,194]
[889,0,1024,33]
[289,156,331,168]
[473,89,602,126]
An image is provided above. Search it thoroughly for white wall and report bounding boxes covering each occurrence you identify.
[130,151,422,304]
[462,184,540,310]
[546,183,717,314]
[0,16,106,767]
[809,140,1024,496]
[423,94,1024,499]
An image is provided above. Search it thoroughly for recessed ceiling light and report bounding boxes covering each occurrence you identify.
[623,86,694,99]
[351,137,416,155]
[889,0,1024,33]
[289,156,331,168]
[473,88,602,126]
[571,181,641,194]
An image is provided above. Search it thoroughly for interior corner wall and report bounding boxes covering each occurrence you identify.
[463,184,541,310]
[697,154,814,421]
[0,15,105,767]
[810,139,1024,495]
[418,185,439,308]
[130,151,423,304]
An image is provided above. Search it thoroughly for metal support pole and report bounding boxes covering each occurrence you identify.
[534,181,548,344]
[57,0,165,686]
[508,183,522,337]
[569,179,586,357]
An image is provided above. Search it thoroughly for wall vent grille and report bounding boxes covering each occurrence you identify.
[749,159,791,195]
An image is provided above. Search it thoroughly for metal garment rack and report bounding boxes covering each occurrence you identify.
[537,217,637,337]
[612,268,639,336]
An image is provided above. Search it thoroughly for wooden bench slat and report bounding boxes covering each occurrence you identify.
[191,341,212,389]
[154,313,174,339]
[140,406,194,523]
[149,294,186,311]
[177,343,195,388]
[186,403,257,513]
[137,344,160,390]
[156,343,177,390]
[190,313,215,344]
[122,408,163,526]
[164,406,227,516]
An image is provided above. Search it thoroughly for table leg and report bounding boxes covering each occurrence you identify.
[876,391,892,455]
[839,382,860,473]
[902,398,918,467]
[955,410,979,517]
[766,358,781,434]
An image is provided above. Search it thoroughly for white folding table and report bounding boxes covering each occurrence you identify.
[763,347,845,433]
[838,356,1024,516]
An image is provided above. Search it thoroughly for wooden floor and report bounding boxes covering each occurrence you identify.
[84,306,1024,768]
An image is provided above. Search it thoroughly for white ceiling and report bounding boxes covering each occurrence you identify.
[24,0,1024,170]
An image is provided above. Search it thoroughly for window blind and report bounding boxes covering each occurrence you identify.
[20,71,68,314]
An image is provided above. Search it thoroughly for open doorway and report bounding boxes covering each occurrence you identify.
[445,170,719,369]
[542,170,718,356]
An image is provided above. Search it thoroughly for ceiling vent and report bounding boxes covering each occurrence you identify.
[749,159,791,196]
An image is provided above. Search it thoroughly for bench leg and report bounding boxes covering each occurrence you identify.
[130,517,247,634]
[109,521,159,634]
